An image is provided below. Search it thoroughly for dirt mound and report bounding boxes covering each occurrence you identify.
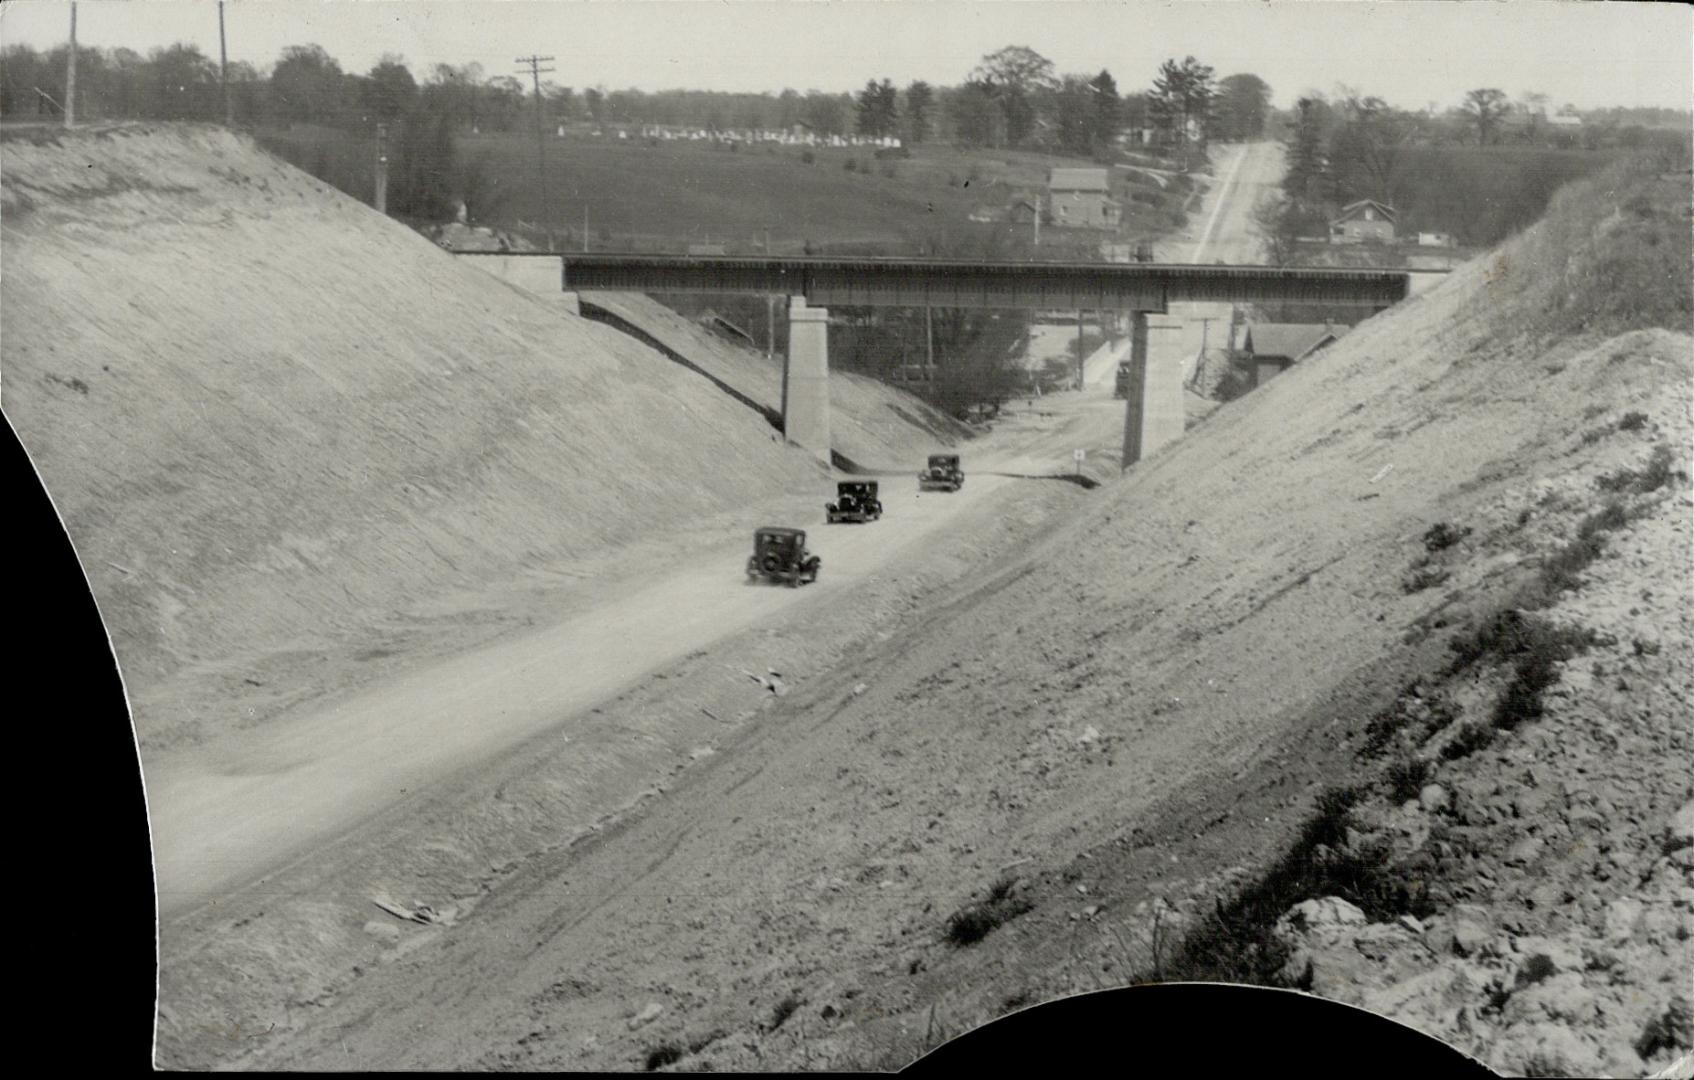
[578,291,972,471]
[1,124,825,748]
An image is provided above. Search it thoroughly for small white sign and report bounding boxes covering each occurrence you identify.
[1073,449,1087,462]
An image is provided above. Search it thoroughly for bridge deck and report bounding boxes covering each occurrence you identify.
[453,252,1411,310]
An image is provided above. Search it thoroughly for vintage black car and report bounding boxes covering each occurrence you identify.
[746,527,821,587]
[826,480,883,524]
[918,454,964,492]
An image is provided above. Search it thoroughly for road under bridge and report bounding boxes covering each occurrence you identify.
[457,252,1412,467]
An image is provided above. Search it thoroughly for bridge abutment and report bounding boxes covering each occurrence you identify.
[782,296,832,461]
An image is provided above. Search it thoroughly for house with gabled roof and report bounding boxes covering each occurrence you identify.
[1243,322,1345,387]
[1329,199,1398,245]
[1047,167,1120,230]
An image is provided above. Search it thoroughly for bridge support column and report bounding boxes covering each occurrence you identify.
[1121,311,1149,470]
[783,296,831,462]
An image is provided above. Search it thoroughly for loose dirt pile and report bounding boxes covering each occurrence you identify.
[578,291,971,472]
[1,123,826,751]
[226,156,1689,1073]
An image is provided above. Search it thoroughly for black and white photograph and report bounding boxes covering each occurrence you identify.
[1,0,1690,1073]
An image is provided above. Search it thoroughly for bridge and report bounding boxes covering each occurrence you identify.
[456,252,1412,466]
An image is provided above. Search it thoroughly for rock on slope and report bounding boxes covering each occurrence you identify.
[578,291,972,471]
[1,123,825,747]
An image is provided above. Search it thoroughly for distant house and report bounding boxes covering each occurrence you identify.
[1548,112,1582,129]
[968,206,1000,224]
[1047,168,1121,231]
[1243,323,1344,387]
[1328,199,1398,245]
[1417,231,1455,248]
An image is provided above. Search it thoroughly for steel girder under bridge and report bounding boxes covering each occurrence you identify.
[457,252,1410,311]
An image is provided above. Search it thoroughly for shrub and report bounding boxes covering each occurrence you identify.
[768,992,802,1032]
[1422,522,1472,552]
[1618,410,1650,431]
[843,158,857,172]
[1141,784,1432,986]
[1387,755,1432,802]
[644,1044,684,1071]
[944,875,1033,947]
[800,149,815,165]
[1442,721,1496,761]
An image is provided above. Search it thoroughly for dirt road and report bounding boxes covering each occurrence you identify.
[146,401,1120,920]
[1156,141,1285,381]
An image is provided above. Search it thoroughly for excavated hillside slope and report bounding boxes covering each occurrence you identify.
[1,124,824,736]
[269,157,1690,1074]
[579,291,971,471]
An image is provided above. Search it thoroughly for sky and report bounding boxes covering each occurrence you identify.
[2,0,1689,113]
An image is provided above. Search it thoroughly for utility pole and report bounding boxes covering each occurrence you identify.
[1076,310,1085,390]
[374,123,389,215]
[516,55,556,247]
[218,1,231,126]
[1033,191,1040,247]
[64,2,77,128]
[925,306,934,375]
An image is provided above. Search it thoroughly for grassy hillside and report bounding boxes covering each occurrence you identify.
[1,123,828,747]
[256,124,1196,258]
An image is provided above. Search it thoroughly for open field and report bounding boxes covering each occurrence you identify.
[254,124,1197,257]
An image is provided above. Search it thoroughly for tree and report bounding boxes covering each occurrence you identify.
[1054,75,1097,156]
[544,83,575,124]
[1328,94,1417,205]
[969,45,1058,147]
[1088,70,1120,153]
[363,55,417,126]
[389,108,458,221]
[422,62,484,131]
[903,80,933,144]
[1282,96,1332,203]
[856,78,898,138]
[269,44,344,124]
[1149,56,1216,156]
[481,75,527,132]
[1215,73,1271,140]
[948,79,1002,148]
[1461,87,1508,146]
[583,86,605,126]
[803,90,850,136]
[141,43,219,121]
[1251,191,1327,267]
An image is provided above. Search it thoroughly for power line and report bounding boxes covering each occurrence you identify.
[516,55,557,248]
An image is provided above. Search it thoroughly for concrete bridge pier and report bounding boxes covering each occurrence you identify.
[1121,311,1150,469]
[782,295,832,461]
[1120,309,1190,470]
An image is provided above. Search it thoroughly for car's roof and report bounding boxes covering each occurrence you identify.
[929,453,959,462]
[756,526,805,537]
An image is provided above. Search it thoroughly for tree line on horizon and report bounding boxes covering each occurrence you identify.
[1250,86,1691,260]
[0,39,1275,154]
